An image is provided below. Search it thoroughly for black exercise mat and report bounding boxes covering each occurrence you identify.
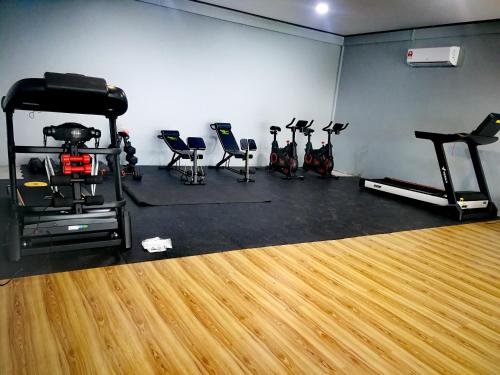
[1,166,474,280]
[123,169,272,206]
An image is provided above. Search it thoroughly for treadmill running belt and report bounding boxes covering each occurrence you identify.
[374,178,446,197]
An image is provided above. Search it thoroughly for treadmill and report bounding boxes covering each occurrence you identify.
[360,113,499,221]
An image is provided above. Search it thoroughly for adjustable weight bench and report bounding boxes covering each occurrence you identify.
[158,130,206,185]
[210,123,257,182]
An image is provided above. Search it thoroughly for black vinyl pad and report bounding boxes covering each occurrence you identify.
[187,137,206,150]
[213,123,240,152]
[160,130,190,151]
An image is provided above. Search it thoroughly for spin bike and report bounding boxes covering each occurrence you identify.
[302,121,349,178]
[269,118,310,179]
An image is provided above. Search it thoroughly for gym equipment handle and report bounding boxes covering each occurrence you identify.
[63,164,92,175]
[285,117,297,129]
[61,154,91,164]
[322,121,334,131]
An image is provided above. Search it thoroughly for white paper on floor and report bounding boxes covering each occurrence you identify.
[142,237,173,253]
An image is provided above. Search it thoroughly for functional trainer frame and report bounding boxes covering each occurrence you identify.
[2,72,132,261]
[210,123,257,182]
[360,113,499,221]
[158,130,206,185]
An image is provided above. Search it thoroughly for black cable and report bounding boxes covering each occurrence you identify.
[0,229,53,286]
[0,267,23,286]
[0,195,54,287]
[0,241,23,287]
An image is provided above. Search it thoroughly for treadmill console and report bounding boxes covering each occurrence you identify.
[471,113,500,137]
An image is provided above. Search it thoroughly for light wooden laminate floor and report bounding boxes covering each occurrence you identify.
[1,221,499,374]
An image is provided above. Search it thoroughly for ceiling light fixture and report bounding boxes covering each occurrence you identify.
[315,2,329,15]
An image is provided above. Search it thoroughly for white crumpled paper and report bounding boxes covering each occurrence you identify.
[141,237,173,253]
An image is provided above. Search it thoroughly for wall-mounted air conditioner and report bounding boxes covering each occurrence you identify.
[406,46,461,67]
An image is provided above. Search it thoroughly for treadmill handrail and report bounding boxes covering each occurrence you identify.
[414,131,498,145]
[15,145,122,155]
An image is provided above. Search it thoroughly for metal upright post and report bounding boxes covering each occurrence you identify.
[109,116,124,201]
[192,149,198,184]
[433,141,456,205]
[244,148,250,181]
[468,142,491,199]
[5,111,18,204]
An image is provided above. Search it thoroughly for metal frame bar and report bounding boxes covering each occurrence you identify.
[14,146,121,154]
[432,141,456,205]
[467,142,492,200]
[159,141,205,185]
[215,152,232,168]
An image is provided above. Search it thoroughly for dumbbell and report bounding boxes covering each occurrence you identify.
[60,154,91,164]
[62,164,92,175]
[126,155,138,165]
[124,145,136,155]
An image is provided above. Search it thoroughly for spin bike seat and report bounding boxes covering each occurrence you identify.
[303,128,314,135]
[270,126,281,131]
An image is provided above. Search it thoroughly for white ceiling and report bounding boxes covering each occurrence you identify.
[198,0,500,36]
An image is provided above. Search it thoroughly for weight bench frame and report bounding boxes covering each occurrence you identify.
[210,123,257,182]
[158,130,205,185]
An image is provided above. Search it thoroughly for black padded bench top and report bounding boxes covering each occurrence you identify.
[211,123,241,153]
[187,137,206,150]
[159,130,190,152]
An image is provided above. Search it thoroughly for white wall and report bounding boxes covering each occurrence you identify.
[0,0,342,167]
[334,22,500,207]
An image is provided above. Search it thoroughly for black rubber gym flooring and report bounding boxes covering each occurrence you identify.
[0,166,461,279]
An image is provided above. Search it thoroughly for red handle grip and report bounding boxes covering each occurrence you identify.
[60,154,91,164]
[63,164,92,175]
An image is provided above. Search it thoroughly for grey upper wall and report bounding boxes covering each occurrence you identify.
[335,21,500,207]
[0,0,341,167]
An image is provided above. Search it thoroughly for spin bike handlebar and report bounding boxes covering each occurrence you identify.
[322,121,334,131]
[285,117,297,129]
